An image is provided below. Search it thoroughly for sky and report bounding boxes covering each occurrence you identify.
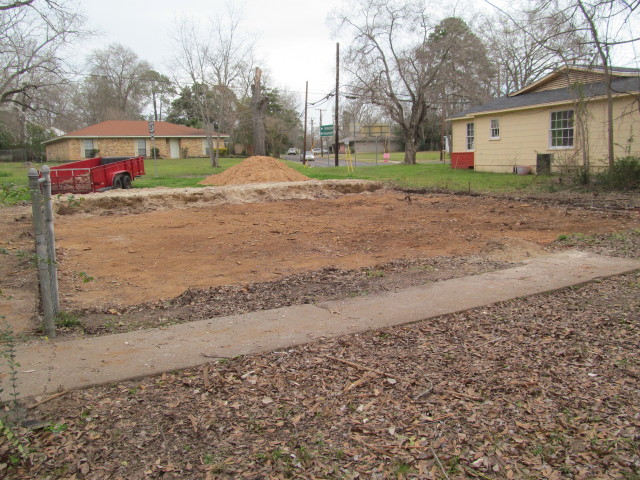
[75,0,638,119]
[77,0,345,106]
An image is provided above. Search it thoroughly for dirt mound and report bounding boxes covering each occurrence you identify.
[199,156,310,186]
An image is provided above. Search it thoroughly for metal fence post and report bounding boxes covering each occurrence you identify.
[40,165,59,316]
[28,168,56,338]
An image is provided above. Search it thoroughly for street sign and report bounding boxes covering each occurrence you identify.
[148,121,155,134]
[320,124,334,137]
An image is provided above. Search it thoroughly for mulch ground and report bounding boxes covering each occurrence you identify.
[1,230,639,479]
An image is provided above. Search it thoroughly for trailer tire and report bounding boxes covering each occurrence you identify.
[122,175,132,189]
[112,175,124,189]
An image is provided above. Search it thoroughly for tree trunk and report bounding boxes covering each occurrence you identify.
[403,131,417,165]
[207,132,218,168]
[152,89,158,122]
[252,68,266,156]
[605,74,614,167]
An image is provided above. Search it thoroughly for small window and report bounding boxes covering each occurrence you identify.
[136,139,147,156]
[466,123,475,150]
[83,139,95,158]
[550,110,574,147]
[490,119,500,139]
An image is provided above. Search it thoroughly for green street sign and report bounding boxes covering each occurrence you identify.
[320,124,334,137]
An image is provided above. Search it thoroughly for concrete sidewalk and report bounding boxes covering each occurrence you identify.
[3,250,639,401]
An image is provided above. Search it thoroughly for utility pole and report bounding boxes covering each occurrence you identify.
[318,108,326,158]
[310,118,314,149]
[334,42,339,167]
[303,81,308,165]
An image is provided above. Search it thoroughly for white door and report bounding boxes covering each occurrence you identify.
[170,139,180,158]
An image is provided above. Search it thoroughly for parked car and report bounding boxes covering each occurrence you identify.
[302,151,315,162]
[312,148,321,154]
[286,148,297,155]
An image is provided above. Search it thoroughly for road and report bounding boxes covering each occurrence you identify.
[281,154,396,168]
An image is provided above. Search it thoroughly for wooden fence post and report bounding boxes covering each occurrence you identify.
[28,168,56,338]
[40,166,59,316]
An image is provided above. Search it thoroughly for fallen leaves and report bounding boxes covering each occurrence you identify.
[3,271,640,478]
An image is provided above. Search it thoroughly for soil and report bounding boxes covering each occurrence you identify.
[1,163,639,477]
[0,181,638,337]
[198,156,311,185]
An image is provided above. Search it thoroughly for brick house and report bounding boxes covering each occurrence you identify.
[447,66,640,173]
[44,120,229,161]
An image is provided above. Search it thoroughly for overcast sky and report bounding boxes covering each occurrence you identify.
[76,0,638,114]
[78,0,345,105]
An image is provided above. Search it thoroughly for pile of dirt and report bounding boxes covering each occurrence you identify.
[198,156,310,186]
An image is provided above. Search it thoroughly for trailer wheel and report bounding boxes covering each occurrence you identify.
[112,175,124,189]
[122,175,132,189]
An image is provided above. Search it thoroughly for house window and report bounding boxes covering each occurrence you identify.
[83,139,95,158]
[466,123,474,150]
[550,110,574,147]
[136,139,147,156]
[490,119,500,139]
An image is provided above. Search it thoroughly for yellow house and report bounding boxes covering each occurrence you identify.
[447,66,640,173]
[44,120,229,161]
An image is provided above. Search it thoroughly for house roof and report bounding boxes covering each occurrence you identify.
[447,75,640,121]
[510,65,640,96]
[45,120,229,143]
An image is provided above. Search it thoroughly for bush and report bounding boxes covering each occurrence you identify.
[574,166,590,186]
[0,183,29,205]
[596,156,640,190]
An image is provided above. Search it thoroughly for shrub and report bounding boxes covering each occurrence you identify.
[574,166,590,186]
[596,156,640,190]
[0,183,29,205]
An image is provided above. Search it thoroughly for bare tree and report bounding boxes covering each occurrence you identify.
[0,0,84,111]
[480,8,593,95]
[170,1,256,166]
[78,44,153,122]
[332,0,465,164]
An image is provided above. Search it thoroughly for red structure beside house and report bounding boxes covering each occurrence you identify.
[451,152,474,169]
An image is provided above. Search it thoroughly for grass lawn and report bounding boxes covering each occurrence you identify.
[133,157,245,188]
[0,153,552,205]
[319,150,444,164]
[0,161,46,185]
[288,158,547,192]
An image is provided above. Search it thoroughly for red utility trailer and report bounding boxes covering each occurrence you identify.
[47,156,145,194]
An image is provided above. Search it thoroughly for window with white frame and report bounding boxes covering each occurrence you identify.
[83,139,96,158]
[136,139,147,156]
[550,110,574,147]
[466,123,475,150]
[490,119,500,139]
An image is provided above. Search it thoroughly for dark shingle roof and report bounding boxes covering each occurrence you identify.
[448,76,640,120]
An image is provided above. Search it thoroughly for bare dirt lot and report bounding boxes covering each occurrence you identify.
[1,180,638,337]
[1,173,640,479]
